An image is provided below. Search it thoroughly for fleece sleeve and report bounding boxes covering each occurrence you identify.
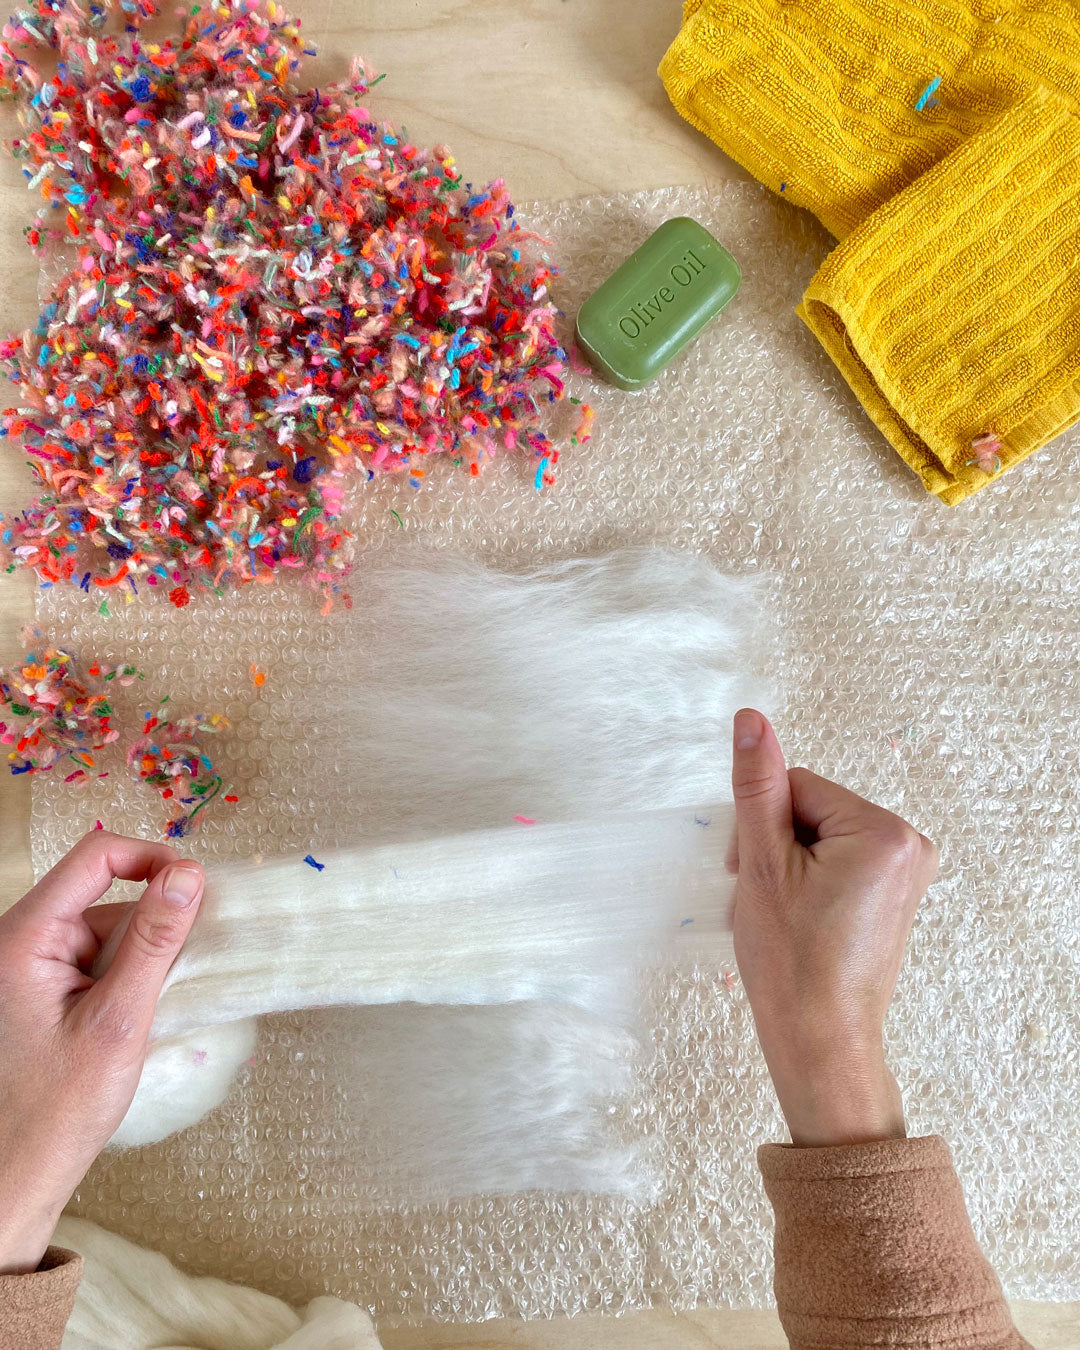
[0,1247,82,1350]
[758,1134,1031,1349]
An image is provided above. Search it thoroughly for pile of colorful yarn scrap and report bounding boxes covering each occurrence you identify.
[127,708,230,838]
[0,0,589,604]
[1,628,232,835]
[0,635,133,782]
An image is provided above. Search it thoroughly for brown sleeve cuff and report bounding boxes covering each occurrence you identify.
[0,1247,83,1350]
[758,1135,1029,1349]
[759,1130,952,1182]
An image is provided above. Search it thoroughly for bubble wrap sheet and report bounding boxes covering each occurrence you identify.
[31,185,1080,1322]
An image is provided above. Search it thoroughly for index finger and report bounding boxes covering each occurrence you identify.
[11,832,178,925]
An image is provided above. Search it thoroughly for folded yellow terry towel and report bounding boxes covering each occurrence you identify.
[660,0,1080,239]
[660,0,1080,504]
[799,90,1080,504]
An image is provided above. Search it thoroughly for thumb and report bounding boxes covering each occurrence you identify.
[84,861,204,1041]
[731,710,794,879]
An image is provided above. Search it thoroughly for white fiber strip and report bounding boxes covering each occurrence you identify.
[101,804,735,1154]
[121,803,736,1041]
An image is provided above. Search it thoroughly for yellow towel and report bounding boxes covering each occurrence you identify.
[660,0,1080,239]
[659,0,1080,503]
[798,90,1080,505]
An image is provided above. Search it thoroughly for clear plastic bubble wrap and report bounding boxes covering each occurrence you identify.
[30,184,1080,1323]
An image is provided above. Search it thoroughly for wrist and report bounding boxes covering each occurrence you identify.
[0,1159,75,1275]
[0,1198,65,1275]
[758,1025,906,1148]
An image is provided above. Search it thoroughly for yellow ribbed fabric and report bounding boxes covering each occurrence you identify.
[798,90,1080,504]
[659,0,1080,504]
[660,0,1080,239]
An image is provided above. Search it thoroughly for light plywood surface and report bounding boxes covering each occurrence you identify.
[0,2,1075,1346]
[380,1301,1080,1349]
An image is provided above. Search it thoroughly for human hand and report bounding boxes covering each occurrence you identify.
[0,833,204,1274]
[729,710,939,1147]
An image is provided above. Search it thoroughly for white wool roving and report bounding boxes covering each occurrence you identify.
[126,1000,656,1203]
[100,804,736,1157]
[314,1001,653,1202]
[55,1215,380,1349]
[106,1019,257,1152]
[90,548,771,1193]
[126,805,736,1041]
[279,545,770,840]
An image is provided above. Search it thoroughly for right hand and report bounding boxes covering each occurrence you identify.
[728,709,939,1147]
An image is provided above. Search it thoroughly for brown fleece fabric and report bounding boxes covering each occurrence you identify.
[759,1134,1031,1348]
[0,1247,82,1350]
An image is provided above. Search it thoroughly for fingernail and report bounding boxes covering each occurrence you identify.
[734,709,764,750]
[162,863,203,907]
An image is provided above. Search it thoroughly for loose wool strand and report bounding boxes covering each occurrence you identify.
[101,804,736,1044]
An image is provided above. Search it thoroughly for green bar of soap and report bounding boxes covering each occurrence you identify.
[575,217,740,391]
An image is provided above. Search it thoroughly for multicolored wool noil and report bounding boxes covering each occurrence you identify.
[0,0,590,606]
[127,708,229,837]
[1,628,231,834]
[0,634,127,781]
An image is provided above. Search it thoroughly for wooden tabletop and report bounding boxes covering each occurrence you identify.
[0,1,1075,1344]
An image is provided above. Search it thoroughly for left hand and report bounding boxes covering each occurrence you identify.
[0,832,204,1274]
